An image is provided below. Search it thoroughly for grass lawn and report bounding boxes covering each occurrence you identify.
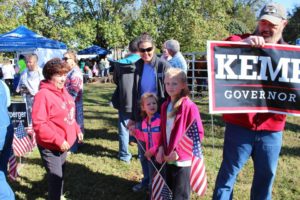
[10,82,300,200]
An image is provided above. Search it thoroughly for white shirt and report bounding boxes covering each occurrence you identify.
[1,64,15,79]
[166,102,175,146]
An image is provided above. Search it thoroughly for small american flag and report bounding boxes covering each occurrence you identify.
[13,122,33,157]
[8,149,18,180]
[178,119,207,196]
[26,126,36,148]
[152,171,172,200]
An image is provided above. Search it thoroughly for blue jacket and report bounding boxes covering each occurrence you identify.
[0,80,10,151]
[111,54,140,113]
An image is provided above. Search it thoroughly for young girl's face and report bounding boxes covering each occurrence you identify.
[142,97,158,117]
[164,75,185,98]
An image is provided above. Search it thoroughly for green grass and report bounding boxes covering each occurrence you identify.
[10,83,300,200]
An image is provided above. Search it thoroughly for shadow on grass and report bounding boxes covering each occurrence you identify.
[12,157,146,200]
[280,145,300,157]
[79,142,118,158]
[85,128,118,141]
[284,121,300,133]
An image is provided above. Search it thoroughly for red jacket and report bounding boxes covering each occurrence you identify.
[223,34,286,131]
[32,81,81,151]
[160,97,204,162]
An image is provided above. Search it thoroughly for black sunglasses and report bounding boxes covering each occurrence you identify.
[139,47,153,53]
[62,57,71,61]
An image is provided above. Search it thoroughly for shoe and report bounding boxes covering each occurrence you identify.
[132,183,147,192]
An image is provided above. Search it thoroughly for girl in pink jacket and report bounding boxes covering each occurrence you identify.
[130,92,162,199]
[157,68,204,200]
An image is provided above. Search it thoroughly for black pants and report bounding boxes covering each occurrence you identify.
[0,123,14,174]
[38,146,67,200]
[166,164,191,200]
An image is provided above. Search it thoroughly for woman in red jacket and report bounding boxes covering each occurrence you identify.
[32,58,83,200]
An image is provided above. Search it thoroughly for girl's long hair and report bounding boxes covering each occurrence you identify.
[165,68,190,118]
[140,92,158,119]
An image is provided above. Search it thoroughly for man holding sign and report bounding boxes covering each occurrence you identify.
[213,3,289,200]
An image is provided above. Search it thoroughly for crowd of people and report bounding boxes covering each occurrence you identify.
[0,2,293,200]
[79,56,111,84]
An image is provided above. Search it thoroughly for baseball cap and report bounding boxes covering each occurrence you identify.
[258,3,287,25]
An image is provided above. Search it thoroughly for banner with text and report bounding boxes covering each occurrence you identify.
[8,102,28,128]
[207,41,300,115]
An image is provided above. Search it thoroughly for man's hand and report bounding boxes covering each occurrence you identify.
[242,36,266,47]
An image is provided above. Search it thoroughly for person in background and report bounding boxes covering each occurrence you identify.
[103,56,111,81]
[99,58,105,77]
[83,66,93,83]
[1,58,15,94]
[79,59,85,72]
[165,39,188,73]
[0,68,15,200]
[213,3,289,200]
[17,54,26,74]
[16,54,44,125]
[128,33,171,193]
[111,37,140,163]
[63,50,84,153]
[32,58,83,200]
[92,59,99,77]
[160,41,172,61]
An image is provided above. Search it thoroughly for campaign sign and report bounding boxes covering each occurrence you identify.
[8,102,28,128]
[207,41,300,115]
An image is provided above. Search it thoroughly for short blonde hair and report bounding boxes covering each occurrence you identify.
[140,92,158,118]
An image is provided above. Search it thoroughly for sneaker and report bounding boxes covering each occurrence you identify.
[132,183,147,192]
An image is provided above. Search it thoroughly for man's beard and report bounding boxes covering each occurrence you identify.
[259,31,282,44]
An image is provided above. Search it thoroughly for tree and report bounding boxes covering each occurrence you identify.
[0,0,28,33]
[65,0,135,49]
[283,6,300,44]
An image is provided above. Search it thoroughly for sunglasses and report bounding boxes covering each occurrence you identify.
[139,47,153,53]
[62,57,71,61]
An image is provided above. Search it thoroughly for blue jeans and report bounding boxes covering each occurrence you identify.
[118,111,132,162]
[213,123,282,200]
[138,141,149,187]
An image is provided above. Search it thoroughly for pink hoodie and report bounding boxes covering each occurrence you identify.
[32,80,81,151]
[135,113,161,159]
[160,97,204,162]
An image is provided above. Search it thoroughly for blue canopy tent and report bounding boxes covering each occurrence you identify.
[0,25,67,67]
[78,45,110,55]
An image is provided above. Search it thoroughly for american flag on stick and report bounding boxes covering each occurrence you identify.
[151,171,172,200]
[26,126,36,148]
[8,149,18,180]
[13,122,33,157]
[177,119,207,196]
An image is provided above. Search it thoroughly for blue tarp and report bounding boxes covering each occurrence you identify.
[78,45,110,55]
[0,25,67,52]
